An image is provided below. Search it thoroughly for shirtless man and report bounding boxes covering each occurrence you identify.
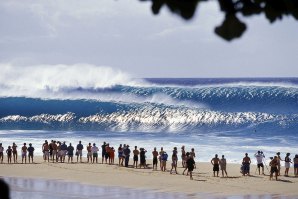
[42,141,49,162]
[276,152,282,176]
[52,141,58,163]
[86,143,92,163]
[211,154,220,177]
[12,143,18,163]
[92,143,99,163]
[0,143,4,164]
[294,154,298,177]
[242,153,251,176]
[152,147,159,171]
[133,146,139,168]
[181,146,186,168]
[270,156,279,180]
[6,146,12,164]
[21,143,28,164]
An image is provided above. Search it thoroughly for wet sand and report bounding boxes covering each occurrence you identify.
[1,157,298,198]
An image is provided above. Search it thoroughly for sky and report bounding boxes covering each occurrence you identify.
[0,0,297,78]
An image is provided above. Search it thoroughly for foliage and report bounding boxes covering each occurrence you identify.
[140,0,298,41]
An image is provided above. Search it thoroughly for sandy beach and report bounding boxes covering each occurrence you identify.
[1,157,298,198]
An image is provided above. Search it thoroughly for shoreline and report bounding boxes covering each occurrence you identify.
[1,157,298,197]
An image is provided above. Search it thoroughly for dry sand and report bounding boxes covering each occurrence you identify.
[1,157,298,197]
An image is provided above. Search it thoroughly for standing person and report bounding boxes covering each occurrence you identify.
[159,147,164,170]
[211,154,220,177]
[57,142,62,163]
[67,143,74,163]
[186,154,196,180]
[101,142,107,164]
[76,141,84,163]
[133,146,139,168]
[42,140,48,161]
[152,147,159,171]
[118,144,124,166]
[0,143,4,164]
[276,152,282,176]
[27,143,35,163]
[293,154,298,177]
[181,146,186,168]
[140,148,147,168]
[49,140,54,161]
[52,141,58,163]
[42,141,49,162]
[170,147,178,174]
[91,143,99,163]
[220,155,228,177]
[242,153,251,176]
[86,143,92,163]
[105,143,110,164]
[190,148,196,168]
[161,151,168,172]
[12,142,18,163]
[123,145,131,167]
[269,156,279,181]
[254,151,265,175]
[21,143,27,164]
[6,146,12,164]
[284,153,292,177]
[60,141,68,163]
[110,147,115,164]
[183,152,190,175]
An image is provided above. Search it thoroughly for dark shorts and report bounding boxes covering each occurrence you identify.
[28,153,34,157]
[243,163,250,171]
[105,153,109,159]
[188,166,194,172]
[294,164,298,168]
[271,166,278,174]
[102,152,106,158]
[257,163,264,168]
[153,157,158,165]
[133,155,138,161]
[93,153,98,158]
[213,164,219,171]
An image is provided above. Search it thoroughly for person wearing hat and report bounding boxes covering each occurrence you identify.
[284,153,292,176]
[293,154,298,177]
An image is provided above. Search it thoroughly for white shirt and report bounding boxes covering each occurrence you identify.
[255,154,264,164]
[91,146,99,153]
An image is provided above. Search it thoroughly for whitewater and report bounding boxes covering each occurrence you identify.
[0,64,298,163]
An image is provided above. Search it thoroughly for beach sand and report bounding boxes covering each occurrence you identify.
[1,157,298,198]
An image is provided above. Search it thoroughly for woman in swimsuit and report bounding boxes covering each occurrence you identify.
[6,146,12,164]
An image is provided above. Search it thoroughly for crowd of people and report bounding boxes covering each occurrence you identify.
[1,141,298,181]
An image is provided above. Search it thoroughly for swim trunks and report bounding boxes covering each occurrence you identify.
[77,150,82,156]
[22,152,27,158]
[93,153,98,158]
[285,162,290,169]
[213,164,219,171]
[133,155,138,161]
[153,157,158,165]
[257,163,264,168]
[294,164,298,168]
[271,166,278,174]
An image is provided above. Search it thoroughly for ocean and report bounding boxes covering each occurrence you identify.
[0,78,298,163]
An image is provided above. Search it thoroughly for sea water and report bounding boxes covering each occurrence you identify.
[0,78,298,164]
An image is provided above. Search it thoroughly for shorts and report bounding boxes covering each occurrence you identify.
[52,150,57,156]
[153,157,158,165]
[220,165,226,170]
[87,152,92,157]
[0,152,3,156]
[22,152,27,158]
[44,151,49,157]
[243,163,250,172]
[271,167,278,174]
[77,150,82,156]
[188,166,194,172]
[294,164,298,168]
[213,164,219,171]
[93,153,98,158]
[257,163,264,168]
[28,152,33,157]
[68,154,73,157]
[133,155,138,161]
[285,162,290,169]
[105,153,109,159]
